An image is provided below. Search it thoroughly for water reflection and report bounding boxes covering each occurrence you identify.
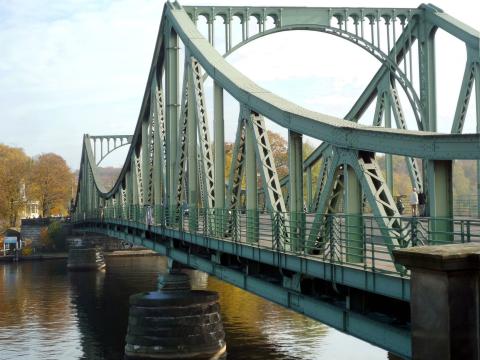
[68,257,165,359]
[0,258,387,360]
[187,269,329,360]
[0,261,82,360]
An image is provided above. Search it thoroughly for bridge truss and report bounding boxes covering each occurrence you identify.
[73,2,480,357]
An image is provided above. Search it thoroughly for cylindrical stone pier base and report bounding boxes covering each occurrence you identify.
[394,243,480,360]
[67,247,106,271]
[125,272,226,359]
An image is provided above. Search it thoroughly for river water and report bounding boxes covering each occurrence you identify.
[0,257,387,360]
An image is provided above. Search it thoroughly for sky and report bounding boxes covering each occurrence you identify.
[0,0,478,170]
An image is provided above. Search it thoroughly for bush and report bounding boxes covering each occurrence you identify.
[21,247,33,256]
[48,221,67,251]
[38,221,67,252]
[39,227,52,249]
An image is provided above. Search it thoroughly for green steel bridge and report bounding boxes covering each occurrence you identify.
[73,2,480,358]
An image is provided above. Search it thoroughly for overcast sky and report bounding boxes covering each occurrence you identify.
[0,0,478,170]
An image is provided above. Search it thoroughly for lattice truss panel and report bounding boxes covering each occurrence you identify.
[248,111,287,214]
[226,117,246,211]
[174,61,190,207]
[191,58,215,209]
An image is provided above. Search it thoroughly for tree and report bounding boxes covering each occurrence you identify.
[223,131,289,185]
[0,144,31,227]
[267,131,288,179]
[30,153,73,217]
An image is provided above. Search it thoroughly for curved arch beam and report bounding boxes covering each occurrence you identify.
[89,135,133,166]
[211,24,422,128]
[168,5,479,160]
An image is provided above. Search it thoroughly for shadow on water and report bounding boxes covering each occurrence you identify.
[68,256,167,359]
[0,257,387,359]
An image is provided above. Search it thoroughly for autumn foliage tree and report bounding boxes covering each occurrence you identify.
[0,145,31,227]
[30,153,73,217]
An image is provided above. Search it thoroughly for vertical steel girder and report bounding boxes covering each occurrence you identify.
[121,187,127,219]
[214,82,225,235]
[344,163,363,263]
[191,58,215,209]
[427,160,453,243]
[144,104,156,205]
[418,22,437,132]
[165,25,179,209]
[152,77,166,207]
[245,113,258,243]
[141,112,150,205]
[214,83,225,211]
[134,151,144,205]
[174,58,190,208]
[187,59,198,230]
[288,130,303,251]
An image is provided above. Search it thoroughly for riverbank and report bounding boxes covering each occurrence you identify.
[0,249,157,262]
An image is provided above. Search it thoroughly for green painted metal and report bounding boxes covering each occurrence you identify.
[288,131,304,251]
[344,165,364,263]
[427,160,453,244]
[71,3,480,357]
[214,82,225,236]
[165,25,179,210]
[187,59,198,231]
[245,114,258,243]
[306,167,312,212]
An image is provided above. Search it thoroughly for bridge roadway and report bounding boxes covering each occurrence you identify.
[76,212,414,358]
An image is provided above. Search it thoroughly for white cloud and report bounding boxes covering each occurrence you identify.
[0,0,478,169]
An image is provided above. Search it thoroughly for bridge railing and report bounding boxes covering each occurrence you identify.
[75,206,480,276]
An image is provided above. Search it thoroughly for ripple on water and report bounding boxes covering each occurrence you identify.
[0,258,387,360]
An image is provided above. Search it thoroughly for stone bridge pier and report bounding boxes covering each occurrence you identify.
[394,244,480,360]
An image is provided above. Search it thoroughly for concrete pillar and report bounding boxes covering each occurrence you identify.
[394,243,480,360]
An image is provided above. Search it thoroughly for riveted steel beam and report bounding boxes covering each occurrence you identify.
[226,114,246,212]
[174,58,190,209]
[191,58,215,209]
[248,112,287,214]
